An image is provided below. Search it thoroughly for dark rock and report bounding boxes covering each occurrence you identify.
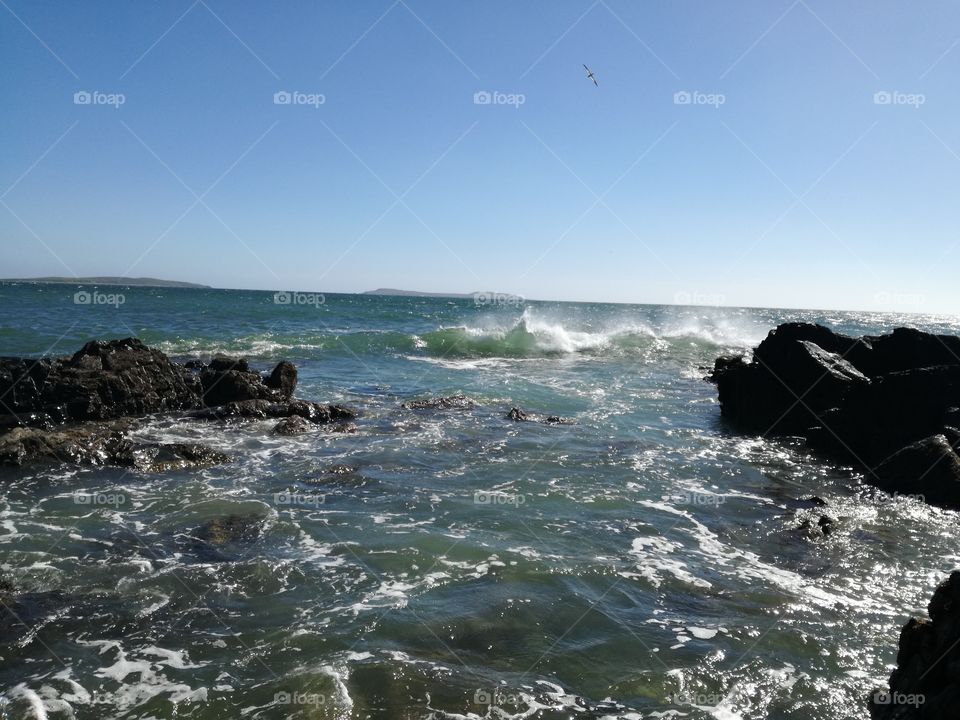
[507,407,573,424]
[402,394,475,410]
[797,514,835,538]
[199,355,280,407]
[265,361,297,399]
[122,442,230,472]
[711,324,960,509]
[208,355,249,373]
[189,399,356,424]
[273,416,312,435]
[871,571,960,719]
[0,338,198,424]
[712,329,869,435]
[862,327,960,377]
[507,407,529,421]
[871,436,960,509]
[0,420,229,470]
[195,514,265,546]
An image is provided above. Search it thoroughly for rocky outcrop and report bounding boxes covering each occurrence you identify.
[870,571,960,719]
[0,339,198,426]
[0,420,229,470]
[0,339,355,467]
[710,323,960,508]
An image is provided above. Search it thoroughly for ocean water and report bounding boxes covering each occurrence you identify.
[1,282,960,720]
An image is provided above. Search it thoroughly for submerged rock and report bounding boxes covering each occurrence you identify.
[0,420,229,470]
[402,394,475,410]
[507,407,529,421]
[196,514,265,546]
[507,407,574,425]
[871,570,960,719]
[273,415,312,435]
[711,323,960,508]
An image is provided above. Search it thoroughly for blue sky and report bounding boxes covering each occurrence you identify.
[2,1,959,313]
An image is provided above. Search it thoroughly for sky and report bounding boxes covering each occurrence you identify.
[2,0,960,314]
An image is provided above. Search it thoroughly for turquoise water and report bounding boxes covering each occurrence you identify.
[2,282,960,720]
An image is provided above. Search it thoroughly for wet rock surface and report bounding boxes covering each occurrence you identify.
[0,339,356,468]
[871,570,960,719]
[711,323,960,508]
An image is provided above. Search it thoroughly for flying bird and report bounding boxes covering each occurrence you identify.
[583,64,598,86]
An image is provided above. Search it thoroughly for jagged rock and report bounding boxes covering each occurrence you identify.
[711,323,960,508]
[0,339,352,468]
[506,407,574,425]
[273,415,312,435]
[711,329,869,435]
[265,360,297,399]
[402,394,475,410]
[507,407,529,421]
[198,355,294,407]
[123,442,230,472]
[871,571,960,719]
[189,399,356,424]
[0,338,198,424]
[0,420,229,470]
[871,436,960,509]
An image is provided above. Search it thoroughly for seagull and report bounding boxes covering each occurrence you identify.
[583,64,598,86]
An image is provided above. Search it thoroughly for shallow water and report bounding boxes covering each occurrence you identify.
[1,283,959,719]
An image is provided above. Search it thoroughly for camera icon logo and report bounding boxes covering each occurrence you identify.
[74,90,92,105]
[474,91,492,105]
[674,90,692,105]
[74,291,92,305]
[273,291,291,304]
[274,91,292,105]
[874,91,892,105]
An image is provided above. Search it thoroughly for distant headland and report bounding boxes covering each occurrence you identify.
[1,276,211,289]
[363,288,524,300]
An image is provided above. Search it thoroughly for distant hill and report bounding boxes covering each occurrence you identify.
[364,288,525,300]
[2,276,211,289]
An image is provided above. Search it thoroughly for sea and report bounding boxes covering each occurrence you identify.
[1,282,959,720]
